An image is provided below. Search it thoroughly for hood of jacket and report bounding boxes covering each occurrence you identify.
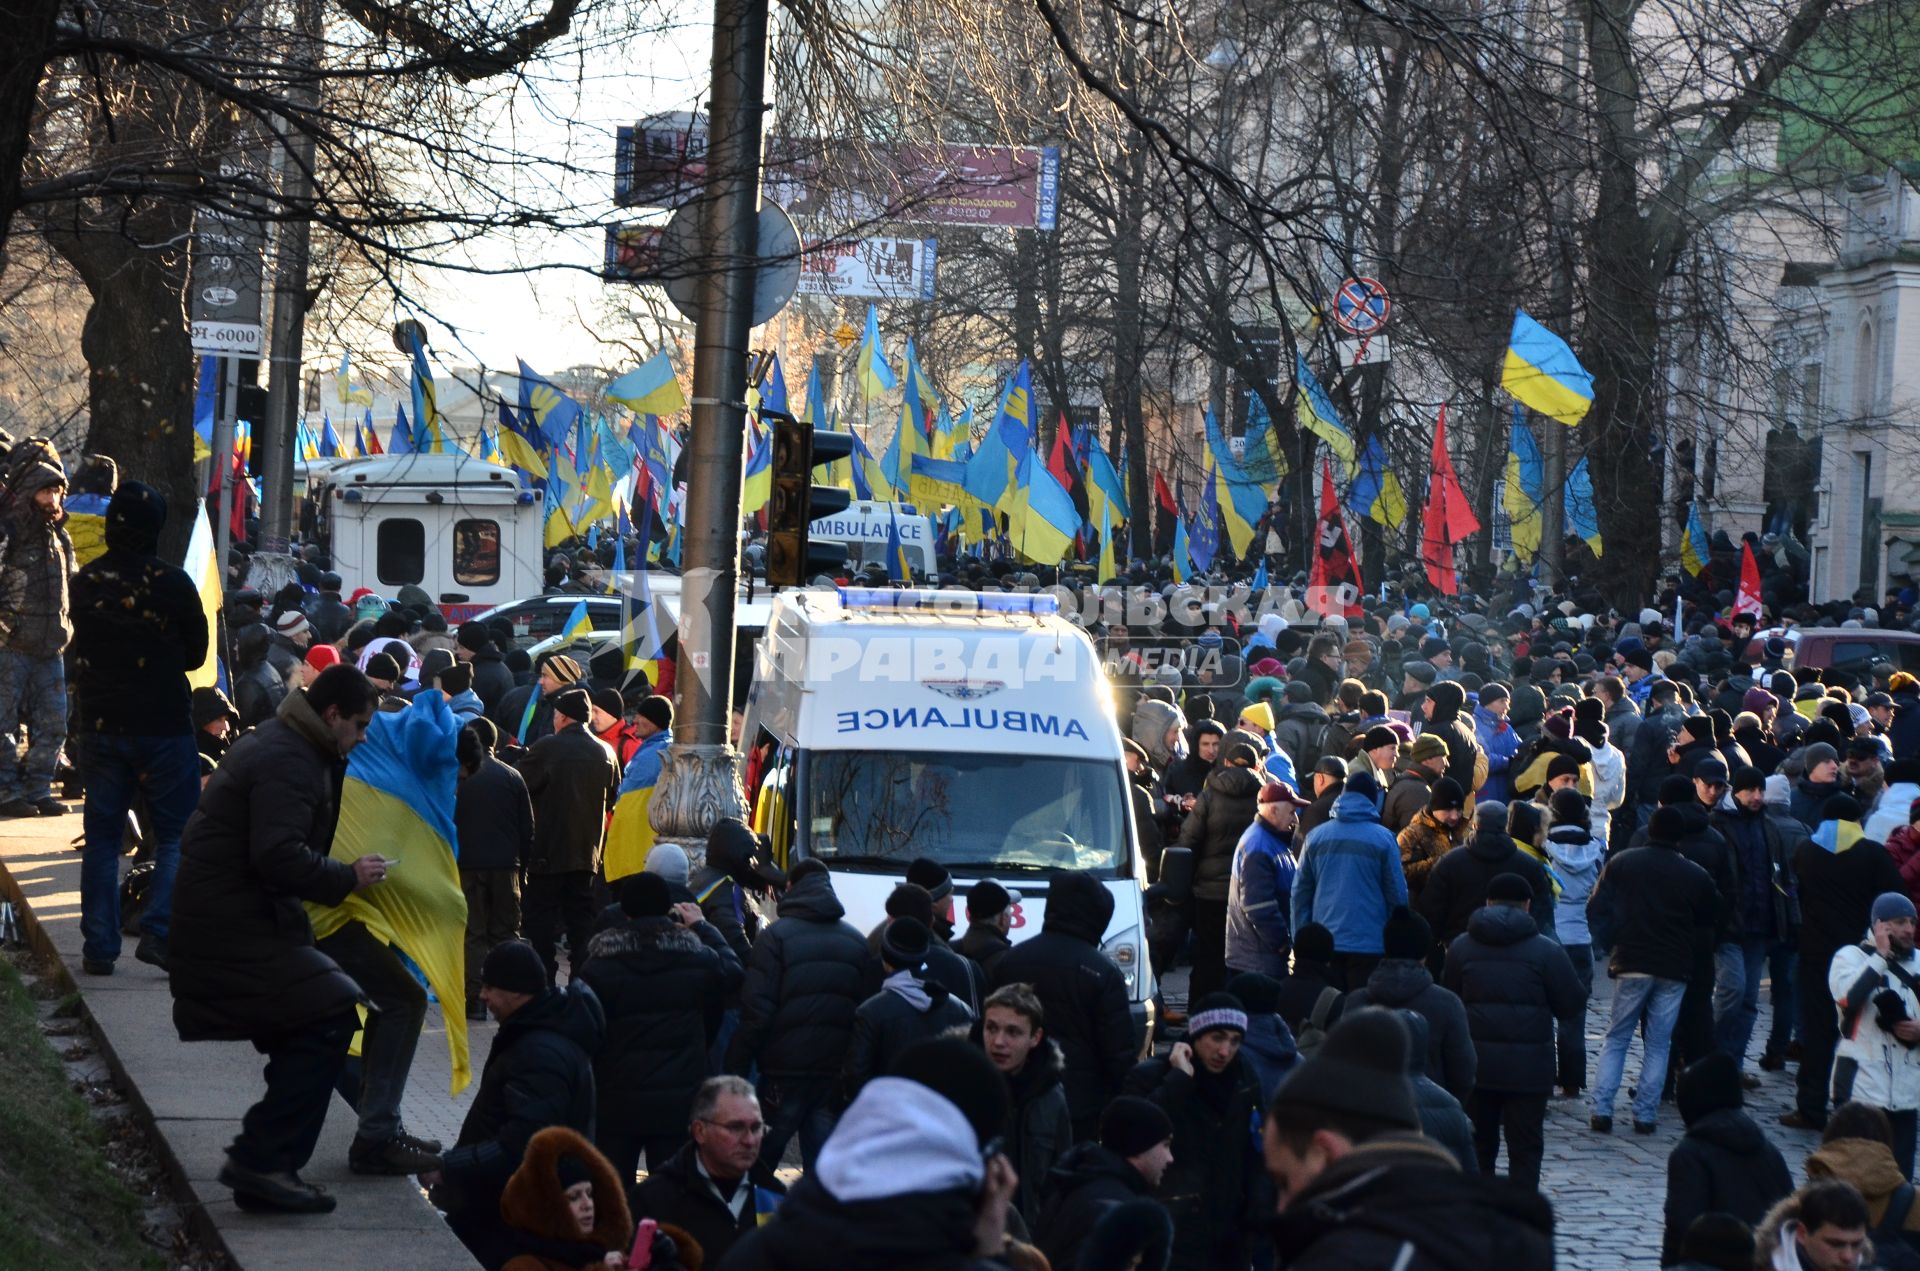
[737,1173,980,1270]
[1131,698,1184,767]
[1240,1013,1299,1068]
[584,915,703,960]
[1364,958,1437,1008]
[1683,1106,1770,1156]
[276,685,342,759]
[1465,903,1539,947]
[500,1125,631,1249]
[779,871,848,924]
[502,979,606,1056]
[1544,826,1605,875]
[880,968,953,1014]
[1045,1140,1151,1200]
[1205,764,1265,800]
[5,450,65,524]
[817,1075,984,1202]
[1043,871,1115,945]
[1277,700,1331,727]
[101,481,166,556]
[1806,1136,1909,1200]
[1008,1037,1067,1105]
[1331,790,1384,824]
[1467,823,1517,863]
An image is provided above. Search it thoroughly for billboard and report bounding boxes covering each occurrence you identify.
[615,114,1060,231]
[190,144,270,358]
[796,237,937,301]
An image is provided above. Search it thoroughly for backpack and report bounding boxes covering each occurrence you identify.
[1875,1184,1920,1271]
[1294,985,1342,1058]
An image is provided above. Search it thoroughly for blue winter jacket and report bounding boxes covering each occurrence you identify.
[1474,705,1521,804]
[1291,792,1409,955]
[1226,819,1296,976]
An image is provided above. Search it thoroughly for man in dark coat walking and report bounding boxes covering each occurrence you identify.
[992,870,1136,1141]
[69,482,207,972]
[168,665,390,1213]
[1420,681,1485,801]
[1442,874,1585,1191]
[455,621,517,714]
[577,872,743,1184]
[454,718,533,1019]
[517,686,620,987]
[427,939,605,1268]
[953,878,1018,976]
[1662,1053,1794,1265]
[1419,800,1558,946]
[843,916,973,1099]
[725,859,875,1171]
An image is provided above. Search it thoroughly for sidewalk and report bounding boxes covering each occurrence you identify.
[0,805,478,1269]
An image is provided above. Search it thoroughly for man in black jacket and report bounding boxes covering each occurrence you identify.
[1788,794,1906,1130]
[455,621,516,714]
[428,939,605,1268]
[630,1076,786,1267]
[953,878,1019,976]
[1442,874,1584,1190]
[1420,681,1485,802]
[1586,805,1717,1134]
[1418,801,1558,945]
[1662,1053,1794,1266]
[455,719,534,1020]
[304,572,353,644]
[517,686,620,987]
[977,982,1071,1227]
[1709,765,1806,1078]
[993,870,1136,1140]
[69,483,208,972]
[843,916,972,1099]
[1033,1096,1173,1271]
[577,872,743,1184]
[169,666,389,1214]
[1125,992,1263,1271]
[726,859,875,1170]
[867,882,985,1014]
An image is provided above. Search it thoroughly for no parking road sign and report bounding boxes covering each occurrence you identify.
[1332,277,1391,336]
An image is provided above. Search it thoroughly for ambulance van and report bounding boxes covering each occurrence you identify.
[741,586,1156,1043]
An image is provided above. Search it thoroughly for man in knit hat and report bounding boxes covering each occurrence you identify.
[1382,731,1450,835]
[518,685,621,987]
[1034,1095,1174,1271]
[1123,992,1263,1270]
[1441,873,1584,1190]
[491,651,583,750]
[1266,1008,1555,1267]
[1828,892,1920,1175]
[1396,776,1470,911]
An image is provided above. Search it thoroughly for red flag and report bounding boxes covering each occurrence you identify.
[1153,471,1178,516]
[1047,417,1075,491]
[1307,459,1365,617]
[1420,405,1481,595]
[366,425,384,455]
[1736,540,1764,620]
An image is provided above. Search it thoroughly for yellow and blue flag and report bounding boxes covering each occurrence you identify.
[496,401,549,479]
[318,415,341,459]
[963,361,1032,510]
[518,360,586,447]
[336,351,374,408]
[560,600,593,644]
[296,421,320,461]
[849,429,887,503]
[910,454,973,511]
[1085,440,1128,535]
[309,693,471,1094]
[1202,408,1268,555]
[1504,407,1544,562]
[1566,456,1603,556]
[1346,435,1407,529]
[607,351,687,418]
[1191,465,1221,574]
[854,304,898,399]
[742,423,774,515]
[1171,514,1191,584]
[407,328,446,453]
[881,340,934,502]
[1502,310,1593,426]
[1005,449,1078,565]
[389,405,413,456]
[1097,503,1117,580]
[1240,391,1291,485]
[1680,501,1709,575]
[886,502,912,583]
[606,729,672,883]
[1293,354,1356,466]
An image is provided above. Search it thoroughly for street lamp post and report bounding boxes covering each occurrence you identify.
[646,0,770,839]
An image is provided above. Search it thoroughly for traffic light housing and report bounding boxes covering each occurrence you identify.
[764,410,854,587]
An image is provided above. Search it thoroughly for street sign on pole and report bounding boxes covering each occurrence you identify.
[1332,277,1391,337]
[1335,334,1392,368]
[191,321,265,357]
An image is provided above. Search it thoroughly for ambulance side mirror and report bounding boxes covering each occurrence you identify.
[1152,847,1194,904]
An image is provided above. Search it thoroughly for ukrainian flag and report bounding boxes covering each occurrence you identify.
[408,330,446,453]
[1203,408,1268,555]
[1171,515,1191,583]
[1293,354,1356,466]
[389,407,413,455]
[336,351,375,408]
[1680,501,1709,575]
[741,423,773,515]
[1191,467,1221,573]
[910,454,974,512]
[319,415,341,459]
[606,731,672,882]
[886,502,912,582]
[1504,408,1544,562]
[849,429,888,502]
[1566,456,1603,556]
[183,501,222,690]
[1005,450,1078,565]
[1086,442,1128,536]
[496,402,549,479]
[1097,503,1117,580]
[1346,435,1407,530]
[309,693,471,1094]
[1240,391,1290,484]
[963,362,1032,510]
[608,351,686,418]
[66,493,111,568]
[517,360,586,447]
[854,304,898,399]
[1502,310,1593,426]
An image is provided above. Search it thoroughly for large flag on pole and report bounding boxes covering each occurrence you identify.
[1293,354,1356,466]
[1680,502,1710,576]
[1420,405,1481,595]
[1565,456,1603,556]
[1502,310,1594,426]
[854,304,898,399]
[1503,406,1544,563]
[1307,458,1365,618]
[1346,435,1407,529]
[605,351,687,418]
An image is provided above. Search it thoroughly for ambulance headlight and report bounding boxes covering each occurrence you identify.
[1102,926,1141,992]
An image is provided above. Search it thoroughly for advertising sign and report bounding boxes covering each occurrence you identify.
[797,237,938,300]
[189,145,269,358]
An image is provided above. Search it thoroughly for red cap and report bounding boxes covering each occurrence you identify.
[305,644,341,672]
[1258,781,1310,807]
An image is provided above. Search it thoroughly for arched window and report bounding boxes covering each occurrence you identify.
[1854,314,1878,419]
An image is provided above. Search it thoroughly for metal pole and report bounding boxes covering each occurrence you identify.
[649,0,768,839]
[258,0,323,555]
[213,357,239,585]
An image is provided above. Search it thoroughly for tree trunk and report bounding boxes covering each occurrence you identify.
[0,0,59,257]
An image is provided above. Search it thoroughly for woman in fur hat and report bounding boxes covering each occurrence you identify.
[498,1126,703,1271]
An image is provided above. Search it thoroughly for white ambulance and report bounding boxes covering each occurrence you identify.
[808,501,936,578]
[742,586,1156,1042]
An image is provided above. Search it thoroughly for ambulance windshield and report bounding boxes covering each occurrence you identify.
[804,750,1128,876]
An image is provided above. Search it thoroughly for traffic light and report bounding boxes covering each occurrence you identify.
[764,409,853,588]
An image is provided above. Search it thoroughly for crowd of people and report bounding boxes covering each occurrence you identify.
[17,427,1920,1269]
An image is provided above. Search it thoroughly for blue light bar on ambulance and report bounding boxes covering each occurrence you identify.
[835,587,1059,616]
